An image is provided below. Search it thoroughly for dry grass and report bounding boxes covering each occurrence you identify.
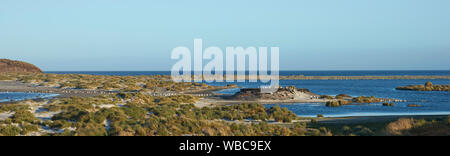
[384,117,450,136]
[384,118,415,135]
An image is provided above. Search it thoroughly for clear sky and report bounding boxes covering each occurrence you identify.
[1,0,450,71]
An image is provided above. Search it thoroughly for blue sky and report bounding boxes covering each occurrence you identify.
[1,0,450,71]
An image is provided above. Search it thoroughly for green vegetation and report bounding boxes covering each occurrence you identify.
[323,95,387,107]
[0,104,30,113]
[0,93,324,136]
[338,125,375,136]
[0,125,22,136]
[0,73,219,92]
[267,105,297,122]
[326,100,350,107]
[21,123,39,135]
[12,110,39,123]
[335,94,351,99]
[396,82,450,92]
[0,108,41,136]
[352,96,384,103]
[320,95,334,99]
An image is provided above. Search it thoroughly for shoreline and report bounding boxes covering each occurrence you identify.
[0,80,113,98]
[315,114,450,125]
[0,92,59,103]
[298,112,450,118]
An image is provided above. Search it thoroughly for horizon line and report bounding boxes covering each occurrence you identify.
[43,69,450,72]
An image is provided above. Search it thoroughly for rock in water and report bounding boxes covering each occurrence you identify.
[231,86,319,101]
[0,59,42,73]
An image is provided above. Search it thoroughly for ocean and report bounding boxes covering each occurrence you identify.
[4,71,450,117]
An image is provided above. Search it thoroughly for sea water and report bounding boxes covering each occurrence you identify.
[0,92,59,103]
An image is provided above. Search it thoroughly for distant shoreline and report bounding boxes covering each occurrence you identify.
[316,114,450,125]
[44,70,450,77]
[39,70,450,79]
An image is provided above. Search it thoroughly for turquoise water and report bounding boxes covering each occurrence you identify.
[43,71,450,117]
[0,92,59,102]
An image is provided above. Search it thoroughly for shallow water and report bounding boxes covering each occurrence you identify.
[0,92,59,102]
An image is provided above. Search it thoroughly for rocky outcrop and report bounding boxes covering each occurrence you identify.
[0,59,42,73]
[231,86,319,101]
[396,82,450,92]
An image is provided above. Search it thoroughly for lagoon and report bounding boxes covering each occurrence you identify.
[0,92,59,103]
